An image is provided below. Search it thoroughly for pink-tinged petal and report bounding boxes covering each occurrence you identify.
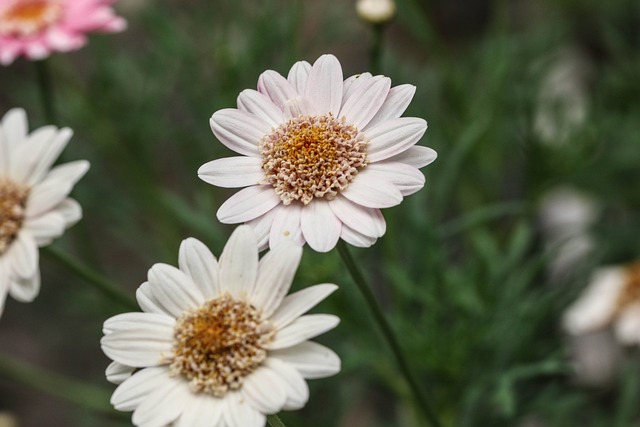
[264,358,309,411]
[251,243,302,318]
[329,195,386,237]
[25,41,49,60]
[217,186,281,224]
[287,61,312,94]
[300,200,342,253]
[342,73,373,103]
[21,211,66,246]
[174,393,224,427]
[366,162,425,196]
[305,54,343,115]
[218,225,259,298]
[132,377,190,427]
[7,232,38,278]
[237,89,283,127]
[224,392,266,427]
[270,284,338,329]
[365,117,428,162]
[269,203,304,249]
[339,76,391,129]
[198,156,264,188]
[387,145,438,168]
[340,224,378,248]
[106,361,135,385]
[341,170,403,208]
[8,269,40,303]
[283,97,318,120]
[111,366,170,411]
[146,263,205,316]
[240,366,287,414]
[267,314,340,350]
[0,43,20,66]
[45,28,85,51]
[257,70,298,109]
[178,238,220,299]
[365,84,417,129]
[246,208,279,251]
[270,341,341,379]
[210,109,270,157]
[101,313,175,367]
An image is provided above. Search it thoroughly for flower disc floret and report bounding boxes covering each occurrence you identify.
[170,294,275,397]
[260,113,367,205]
[0,180,29,254]
[0,0,62,36]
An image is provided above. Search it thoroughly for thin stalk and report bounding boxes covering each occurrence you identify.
[337,241,442,427]
[35,59,57,125]
[369,23,385,75]
[43,246,138,311]
[267,414,287,427]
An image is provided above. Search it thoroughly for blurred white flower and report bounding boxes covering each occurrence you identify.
[101,226,341,427]
[199,54,435,252]
[356,0,396,24]
[0,108,89,317]
[0,412,18,427]
[563,262,640,345]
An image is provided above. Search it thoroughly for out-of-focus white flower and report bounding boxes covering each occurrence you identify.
[563,262,640,345]
[0,108,89,317]
[199,54,435,253]
[356,0,396,24]
[101,226,341,427]
[0,412,18,427]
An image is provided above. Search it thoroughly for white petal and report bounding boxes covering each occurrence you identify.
[283,97,318,120]
[136,282,167,315]
[257,70,298,109]
[366,162,425,196]
[341,170,403,209]
[365,84,416,129]
[8,125,56,182]
[237,89,283,127]
[101,312,175,367]
[111,366,170,411]
[2,108,27,151]
[217,186,281,224]
[339,76,391,129]
[132,377,190,427]
[300,200,341,253]
[7,232,38,278]
[210,109,270,157]
[270,341,341,379]
[342,73,373,104]
[198,156,264,188]
[55,198,83,228]
[223,392,266,427]
[178,238,220,299]
[340,225,378,248]
[251,243,302,318]
[366,117,428,163]
[305,54,343,115]
[22,211,66,246]
[147,263,205,315]
[106,361,135,385]
[240,366,287,414]
[616,304,640,345]
[270,284,338,329]
[267,314,340,350]
[218,225,259,298]
[22,128,74,186]
[264,358,309,411]
[287,60,312,94]
[269,203,304,249]
[8,269,40,302]
[329,197,385,238]
[387,145,437,169]
[24,161,88,218]
[174,393,224,427]
[246,208,279,251]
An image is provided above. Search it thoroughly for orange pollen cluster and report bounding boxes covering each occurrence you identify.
[0,179,29,255]
[170,294,275,397]
[260,113,368,205]
[615,262,640,315]
[0,0,62,37]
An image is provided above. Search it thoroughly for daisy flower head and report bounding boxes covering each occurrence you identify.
[0,108,89,317]
[0,0,126,65]
[199,54,436,253]
[101,226,341,427]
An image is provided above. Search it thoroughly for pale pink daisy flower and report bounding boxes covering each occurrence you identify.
[101,226,341,427]
[0,108,89,316]
[199,54,436,252]
[0,0,126,65]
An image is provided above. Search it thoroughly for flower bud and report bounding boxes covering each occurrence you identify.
[356,0,396,24]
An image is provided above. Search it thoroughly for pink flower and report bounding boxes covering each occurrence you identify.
[0,0,126,65]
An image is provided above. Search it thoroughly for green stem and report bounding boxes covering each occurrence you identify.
[267,414,287,427]
[43,246,138,311]
[337,241,443,427]
[35,59,57,125]
[370,23,385,75]
[0,353,116,414]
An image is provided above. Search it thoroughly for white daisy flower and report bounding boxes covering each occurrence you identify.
[0,108,89,317]
[101,226,341,427]
[563,262,640,345]
[198,54,436,252]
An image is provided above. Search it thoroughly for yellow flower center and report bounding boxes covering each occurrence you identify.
[0,179,29,255]
[0,0,62,36]
[260,113,368,205]
[170,294,274,397]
